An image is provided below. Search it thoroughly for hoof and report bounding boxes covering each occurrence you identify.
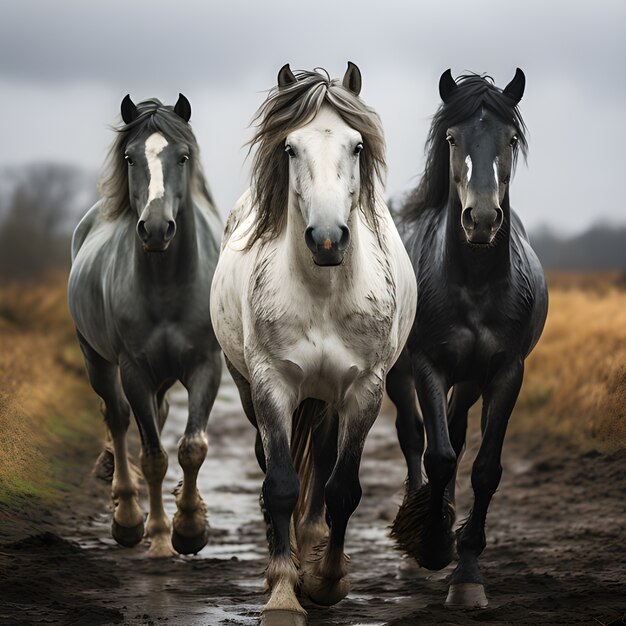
[111,519,144,548]
[445,583,488,609]
[302,573,350,606]
[171,524,210,555]
[390,483,455,571]
[94,448,114,482]
[261,609,307,626]
[147,537,176,558]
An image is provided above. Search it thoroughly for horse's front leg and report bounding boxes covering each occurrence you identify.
[387,348,425,493]
[301,379,383,606]
[120,361,173,558]
[251,376,304,626]
[172,351,222,555]
[391,357,456,571]
[77,335,143,546]
[446,360,524,609]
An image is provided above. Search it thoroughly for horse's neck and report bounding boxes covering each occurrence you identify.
[443,195,512,286]
[133,197,199,284]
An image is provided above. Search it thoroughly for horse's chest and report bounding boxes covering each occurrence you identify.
[421,290,510,379]
[253,302,390,403]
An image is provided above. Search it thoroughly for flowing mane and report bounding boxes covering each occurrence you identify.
[399,73,528,224]
[100,98,217,220]
[247,68,387,247]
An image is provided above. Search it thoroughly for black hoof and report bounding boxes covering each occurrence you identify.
[171,524,210,555]
[390,483,455,570]
[111,519,144,548]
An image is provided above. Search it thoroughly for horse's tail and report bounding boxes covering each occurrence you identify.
[291,399,327,528]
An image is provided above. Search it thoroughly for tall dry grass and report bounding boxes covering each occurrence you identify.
[517,272,626,451]
[0,273,102,526]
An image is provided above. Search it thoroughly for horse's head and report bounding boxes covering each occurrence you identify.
[120,94,193,253]
[279,63,364,266]
[440,69,526,245]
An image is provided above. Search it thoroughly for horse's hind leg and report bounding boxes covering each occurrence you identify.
[392,356,456,572]
[446,361,523,609]
[301,379,382,607]
[297,410,338,566]
[387,348,424,492]
[172,352,222,555]
[77,334,143,547]
[120,361,173,558]
[446,382,481,505]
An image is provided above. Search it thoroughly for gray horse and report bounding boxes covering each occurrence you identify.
[68,94,222,557]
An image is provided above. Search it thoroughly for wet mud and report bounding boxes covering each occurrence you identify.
[1,375,625,625]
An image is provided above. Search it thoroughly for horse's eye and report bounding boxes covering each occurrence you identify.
[124,155,135,166]
[179,154,189,165]
[285,145,296,158]
[510,135,519,147]
[446,134,456,146]
[354,142,364,155]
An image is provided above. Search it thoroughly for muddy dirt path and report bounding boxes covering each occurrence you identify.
[2,372,625,625]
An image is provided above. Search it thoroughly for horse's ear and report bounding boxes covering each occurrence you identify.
[277,64,297,88]
[342,61,362,96]
[174,93,192,122]
[503,68,525,104]
[439,69,457,103]
[121,94,139,125]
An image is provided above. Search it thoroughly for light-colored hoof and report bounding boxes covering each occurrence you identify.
[147,536,176,558]
[261,609,307,626]
[301,573,350,607]
[445,583,488,609]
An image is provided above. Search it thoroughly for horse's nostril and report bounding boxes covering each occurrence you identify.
[305,226,316,251]
[338,225,351,250]
[494,208,504,229]
[462,208,476,231]
[164,220,176,242]
[137,220,149,242]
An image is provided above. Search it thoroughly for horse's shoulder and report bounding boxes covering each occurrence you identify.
[222,189,256,250]
[71,199,106,261]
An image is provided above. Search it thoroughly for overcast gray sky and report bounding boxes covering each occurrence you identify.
[1,0,625,234]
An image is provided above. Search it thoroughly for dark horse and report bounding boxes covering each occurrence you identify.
[68,95,222,557]
[387,69,548,608]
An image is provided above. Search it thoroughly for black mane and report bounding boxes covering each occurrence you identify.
[399,73,528,224]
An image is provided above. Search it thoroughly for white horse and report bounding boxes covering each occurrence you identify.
[210,64,416,626]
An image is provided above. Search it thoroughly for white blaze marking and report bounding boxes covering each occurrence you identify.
[465,155,472,182]
[145,132,169,204]
[493,157,499,185]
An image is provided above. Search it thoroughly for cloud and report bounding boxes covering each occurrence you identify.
[1,0,625,232]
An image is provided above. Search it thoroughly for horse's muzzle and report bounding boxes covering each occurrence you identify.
[305,224,350,266]
[137,218,176,252]
[461,206,503,245]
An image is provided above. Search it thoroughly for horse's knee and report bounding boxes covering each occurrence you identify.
[178,434,208,473]
[424,447,457,485]
[471,459,502,498]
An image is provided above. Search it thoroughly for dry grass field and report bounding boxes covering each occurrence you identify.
[0,273,103,532]
[517,271,626,451]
